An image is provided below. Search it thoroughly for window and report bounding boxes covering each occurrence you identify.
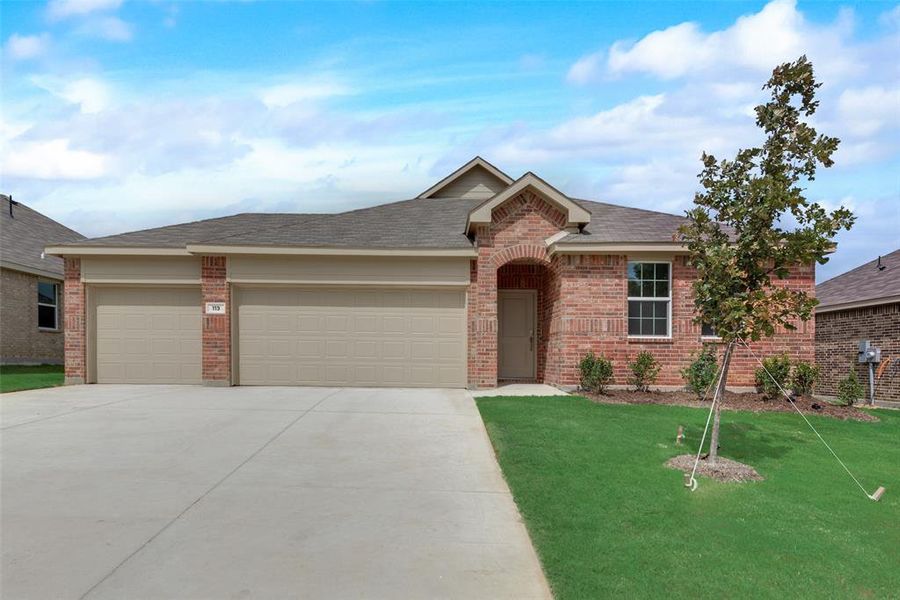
[701,322,718,337]
[38,281,58,330]
[627,262,670,337]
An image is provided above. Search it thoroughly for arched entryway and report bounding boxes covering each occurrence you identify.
[496,259,556,383]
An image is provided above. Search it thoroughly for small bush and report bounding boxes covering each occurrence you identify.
[791,361,820,396]
[628,351,660,392]
[836,366,865,406]
[681,346,718,400]
[579,352,614,394]
[754,353,791,399]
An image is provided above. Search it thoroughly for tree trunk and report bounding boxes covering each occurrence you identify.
[707,341,735,465]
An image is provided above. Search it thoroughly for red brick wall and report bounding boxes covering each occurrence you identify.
[542,255,815,388]
[465,190,816,389]
[816,303,900,401]
[63,257,86,384]
[201,256,231,385]
[468,191,567,387]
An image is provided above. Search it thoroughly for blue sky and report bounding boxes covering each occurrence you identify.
[2,0,898,281]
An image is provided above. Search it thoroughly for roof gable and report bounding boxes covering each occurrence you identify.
[418,157,513,199]
[466,172,591,232]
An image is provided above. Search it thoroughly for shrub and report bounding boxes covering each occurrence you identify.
[836,366,865,406]
[579,352,614,394]
[791,361,820,396]
[628,351,660,392]
[681,346,718,400]
[754,353,791,399]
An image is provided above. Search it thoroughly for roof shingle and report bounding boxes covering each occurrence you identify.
[816,249,900,309]
[0,196,85,277]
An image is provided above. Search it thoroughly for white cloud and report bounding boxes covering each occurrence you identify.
[32,77,113,113]
[3,139,110,180]
[837,86,900,136]
[4,33,51,61]
[47,0,122,20]
[76,16,133,41]
[591,0,855,81]
[566,51,604,85]
[258,82,352,109]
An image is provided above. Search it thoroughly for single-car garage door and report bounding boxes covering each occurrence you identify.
[93,286,202,384]
[236,287,466,387]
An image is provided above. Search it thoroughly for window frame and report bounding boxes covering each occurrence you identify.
[700,321,721,340]
[37,281,59,332]
[626,260,672,339]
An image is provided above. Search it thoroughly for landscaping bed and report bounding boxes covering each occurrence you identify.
[584,388,877,422]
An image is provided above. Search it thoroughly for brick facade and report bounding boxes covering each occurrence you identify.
[58,191,816,391]
[466,191,816,390]
[201,256,231,385]
[0,268,66,365]
[815,303,900,402]
[63,258,86,384]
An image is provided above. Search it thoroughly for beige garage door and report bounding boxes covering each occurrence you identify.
[236,287,466,387]
[93,287,201,384]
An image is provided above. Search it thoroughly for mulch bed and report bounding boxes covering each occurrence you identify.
[666,454,765,483]
[584,389,878,422]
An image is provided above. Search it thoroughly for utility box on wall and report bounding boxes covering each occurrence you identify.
[858,340,882,364]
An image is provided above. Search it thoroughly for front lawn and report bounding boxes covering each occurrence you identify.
[0,364,64,393]
[477,395,899,599]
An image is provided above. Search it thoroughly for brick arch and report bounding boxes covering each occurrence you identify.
[490,244,551,268]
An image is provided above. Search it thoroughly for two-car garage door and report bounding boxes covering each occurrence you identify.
[235,287,466,387]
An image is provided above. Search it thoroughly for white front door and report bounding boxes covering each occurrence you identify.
[498,290,536,380]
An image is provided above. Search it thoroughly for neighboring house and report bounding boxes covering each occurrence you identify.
[46,157,814,388]
[815,249,900,402]
[1,195,86,364]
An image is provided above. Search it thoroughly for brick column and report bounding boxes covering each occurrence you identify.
[201,256,231,386]
[63,257,86,385]
[469,246,499,388]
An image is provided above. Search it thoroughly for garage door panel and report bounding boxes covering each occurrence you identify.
[94,287,201,384]
[237,287,465,387]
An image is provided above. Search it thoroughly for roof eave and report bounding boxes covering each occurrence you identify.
[548,241,688,255]
[466,172,591,233]
[815,294,900,314]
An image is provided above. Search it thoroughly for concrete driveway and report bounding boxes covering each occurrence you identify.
[1,385,550,600]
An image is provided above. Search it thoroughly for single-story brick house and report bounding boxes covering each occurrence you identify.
[815,249,899,402]
[47,158,814,389]
[1,195,86,365]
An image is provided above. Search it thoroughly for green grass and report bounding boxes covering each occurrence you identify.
[0,364,64,393]
[476,396,900,599]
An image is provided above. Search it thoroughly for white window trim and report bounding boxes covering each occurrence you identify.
[626,260,672,339]
[37,281,59,331]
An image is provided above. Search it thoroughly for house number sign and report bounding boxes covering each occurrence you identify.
[205,302,226,315]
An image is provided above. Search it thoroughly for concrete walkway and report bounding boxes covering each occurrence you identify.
[472,383,569,397]
[1,385,550,599]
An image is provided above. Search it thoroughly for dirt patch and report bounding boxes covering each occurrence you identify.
[666,454,765,483]
[585,389,878,422]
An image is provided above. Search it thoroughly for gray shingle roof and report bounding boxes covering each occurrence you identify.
[816,249,900,309]
[559,199,690,244]
[0,196,85,278]
[50,194,697,251]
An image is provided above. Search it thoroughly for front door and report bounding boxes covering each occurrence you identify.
[498,290,536,380]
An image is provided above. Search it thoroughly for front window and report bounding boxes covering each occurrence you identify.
[627,262,670,337]
[701,322,718,337]
[38,281,59,330]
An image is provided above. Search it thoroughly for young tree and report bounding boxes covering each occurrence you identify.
[680,56,855,464]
